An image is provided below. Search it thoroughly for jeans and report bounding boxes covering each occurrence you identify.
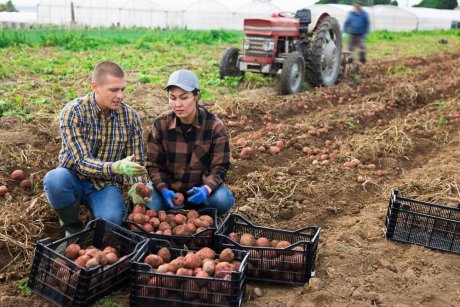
[43,167,126,225]
[348,34,366,64]
[145,185,235,216]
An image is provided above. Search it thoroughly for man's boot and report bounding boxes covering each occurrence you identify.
[53,199,84,237]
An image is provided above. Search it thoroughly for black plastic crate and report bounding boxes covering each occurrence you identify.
[125,208,217,250]
[28,219,146,306]
[385,190,460,254]
[130,238,249,307]
[214,213,320,285]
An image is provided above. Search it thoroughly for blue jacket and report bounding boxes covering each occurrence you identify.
[344,10,369,35]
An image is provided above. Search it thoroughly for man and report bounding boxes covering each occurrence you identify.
[145,69,234,216]
[43,61,148,236]
[344,1,370,64]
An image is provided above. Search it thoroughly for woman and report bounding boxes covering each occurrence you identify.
[145,69,234,216]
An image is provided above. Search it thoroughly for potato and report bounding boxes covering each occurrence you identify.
[276,241,291,249]
[105,252,119,265]
[94,251,108,266]
[214,262,234,275]
[200,215,214,227]
[19,178,32,189]
[184,253,200,269]
[174,224,191,236]
[202,260,215,275]
[132,213,145,224]
[145,209,157,217]
[270,239,280,248]
[228,232,239,243]
[168,258,185,273]
[176,268,193,276]
[186,210,200,220]
[158,211,168,222]
[64,244,81,260]
[163,229,173,235]
[255,237,270,247]
[10,169,25,180]
[173,214,187,225]
[156,263,169,273]
[85,257,99,269]
[186,222,197,234]
[231,261,241,271]
[219,248,235,263]
[158,222,172,231]
[157,247,171,263]
[195,271,210,278]
[135,183,152,198]
[239,233,256,246]
[149,217,160,229]
[143,223,154,232]
[103,246,117,255]
[75,255,90,267]
[145,254,164,268]
[132,204,146,215]
[172,192,185,206]
[0,185,8,196]
[195,247,216,262]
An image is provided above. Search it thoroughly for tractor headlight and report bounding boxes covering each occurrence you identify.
[243,40,250,50]
[263,41,275,52]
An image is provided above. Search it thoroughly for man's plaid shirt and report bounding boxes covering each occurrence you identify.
[146,107,230,193]
[58,93,145,190]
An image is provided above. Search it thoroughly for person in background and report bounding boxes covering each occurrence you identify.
[145,69,234,216]
[344,1,370,64]
[43,61,148,236]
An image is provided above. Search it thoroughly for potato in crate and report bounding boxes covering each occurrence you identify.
[130,238,249,307]
[214,213,320,285]
[28,218,146,306]
[125,207,217,250]
[385,189,460,254]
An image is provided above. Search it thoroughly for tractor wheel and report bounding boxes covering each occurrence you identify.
[306,16,342,87]
[219,47,243,79]
[280,51,305,95]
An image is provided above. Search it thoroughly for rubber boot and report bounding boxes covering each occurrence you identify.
[54,199,83,237]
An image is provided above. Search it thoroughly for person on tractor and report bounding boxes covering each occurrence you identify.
[344,1,370,65]
[43,61,148,236]
[144,69,234,216]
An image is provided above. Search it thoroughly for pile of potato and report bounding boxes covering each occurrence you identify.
[62,243,122,269]
[139,246,243,302]
[127,205,214,236]
[227,232,303,250]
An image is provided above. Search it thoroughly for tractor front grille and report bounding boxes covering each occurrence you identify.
[244,36,274,57]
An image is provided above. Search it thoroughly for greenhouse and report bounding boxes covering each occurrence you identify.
[29,0,460,31]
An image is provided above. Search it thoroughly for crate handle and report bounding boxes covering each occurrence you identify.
[229,212,256,227]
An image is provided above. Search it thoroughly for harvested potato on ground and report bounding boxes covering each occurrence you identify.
[0,186,8,196]
[10,169,25,180]
[19,178,32,189]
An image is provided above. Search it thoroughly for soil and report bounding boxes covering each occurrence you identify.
[0,51,460,307]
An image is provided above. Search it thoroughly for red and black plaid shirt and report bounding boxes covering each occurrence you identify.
[146,107,230,193]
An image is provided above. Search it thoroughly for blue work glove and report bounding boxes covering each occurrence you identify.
[161,188,181,209]
[186,186,209,204]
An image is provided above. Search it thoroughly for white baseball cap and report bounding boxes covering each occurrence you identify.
[165,69,199,92]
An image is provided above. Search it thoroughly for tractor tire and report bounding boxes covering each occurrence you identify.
[219,47,243,79]
[305,16,342,87]
[280,51,305,95]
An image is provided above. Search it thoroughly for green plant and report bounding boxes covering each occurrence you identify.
[346,121,357,130]
[437,116,447,126]
[96,293,124,307]
[18,277,32,297]
[434,100,449,107]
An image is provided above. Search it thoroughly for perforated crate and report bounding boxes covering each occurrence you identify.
[130,238,249,307]
[214,213,320,285]
[125,208,217,250]
[28,219,146,306]
[385,190,460,254]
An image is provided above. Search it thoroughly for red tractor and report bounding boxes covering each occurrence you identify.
[219,9,342,95]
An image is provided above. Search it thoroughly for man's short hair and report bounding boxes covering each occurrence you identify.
[92,61,124,84]
[354,1,362,5]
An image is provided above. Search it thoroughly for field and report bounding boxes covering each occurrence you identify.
[0,27,460,306]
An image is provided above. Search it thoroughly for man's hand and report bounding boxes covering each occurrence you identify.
[128,182,152,205]
[111,155,147,177]
[186,186,210,204]
[161,188,181,209]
